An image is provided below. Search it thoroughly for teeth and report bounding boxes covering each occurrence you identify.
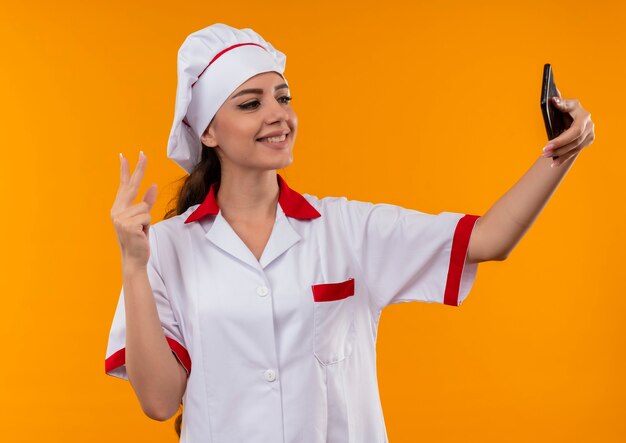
[262,134,287,143]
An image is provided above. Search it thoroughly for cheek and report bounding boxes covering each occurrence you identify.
[289,111,298,131]
[221,120,258,144]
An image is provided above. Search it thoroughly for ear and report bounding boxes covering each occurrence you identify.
[200,125,218,147]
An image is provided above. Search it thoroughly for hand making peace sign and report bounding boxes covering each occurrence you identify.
[110,151,158,271]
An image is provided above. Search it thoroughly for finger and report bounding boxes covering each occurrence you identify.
[555,87,562,97]
[548,129,588,157]
[587,120,596,145]
[115,200,152,220]
[113,154,141,210]
[551,131,593,167]
[551,145,583,168]
[122,212,152,234]
[545,113,587,150]
[118,151,147,208]
[143,184,158,211]
[120,153,130,186]
[129,151,148,190]
[112,155,134,212]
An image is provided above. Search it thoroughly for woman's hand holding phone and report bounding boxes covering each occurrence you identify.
[540,64,595,167]
[541,96,595,167]
[110,151,158,271]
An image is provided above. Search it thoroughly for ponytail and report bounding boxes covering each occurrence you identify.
[164,143,221,220]
[174,407,183,438]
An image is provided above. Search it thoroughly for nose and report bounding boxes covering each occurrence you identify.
[264,97,290,124]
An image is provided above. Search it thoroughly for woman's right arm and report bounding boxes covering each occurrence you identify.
[111,151,187,421]
[123,265,188,421]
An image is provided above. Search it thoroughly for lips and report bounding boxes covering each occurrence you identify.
[256,132,290,148]
[256,130,290,141]
[258,134,287,143]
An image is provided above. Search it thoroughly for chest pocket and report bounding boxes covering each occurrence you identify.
[311,277,356,365]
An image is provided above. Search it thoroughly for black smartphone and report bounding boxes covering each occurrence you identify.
[541,64,573,160]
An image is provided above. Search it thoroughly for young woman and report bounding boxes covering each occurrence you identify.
[105,23,595,442]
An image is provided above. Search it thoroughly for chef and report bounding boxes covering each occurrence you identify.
[105,23,595,442]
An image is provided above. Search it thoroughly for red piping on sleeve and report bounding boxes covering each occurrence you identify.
[105,337,192,377]
[104,348,126,374]
[443,214,480,306]
[165,337,192,375]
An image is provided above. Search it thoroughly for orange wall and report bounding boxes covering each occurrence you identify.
[1,1,624,441]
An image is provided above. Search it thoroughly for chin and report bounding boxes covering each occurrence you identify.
[266,151,293,170]
[272,157,293,170]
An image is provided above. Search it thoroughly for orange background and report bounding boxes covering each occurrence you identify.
[1,1,624,441]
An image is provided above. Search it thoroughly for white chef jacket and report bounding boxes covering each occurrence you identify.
[105,174,481,443]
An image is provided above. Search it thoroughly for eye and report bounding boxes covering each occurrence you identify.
[278,95,293,104]
[237,96,293,111]
[238,100,260,110]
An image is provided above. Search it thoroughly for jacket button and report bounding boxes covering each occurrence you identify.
[257,286,269,297]
[264,369,277,382]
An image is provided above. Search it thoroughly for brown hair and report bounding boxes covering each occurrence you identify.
[174,406,183,438]
[164,142,221,220]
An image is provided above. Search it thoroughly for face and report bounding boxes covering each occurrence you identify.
[200,71,297,175]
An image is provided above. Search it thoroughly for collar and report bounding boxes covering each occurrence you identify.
[184,174,321,224]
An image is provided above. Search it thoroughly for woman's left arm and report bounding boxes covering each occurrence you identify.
[467,96,596,264]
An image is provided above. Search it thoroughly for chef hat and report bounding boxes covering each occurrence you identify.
[166,23,287,174]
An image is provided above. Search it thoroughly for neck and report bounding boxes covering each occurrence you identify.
[216,169,280,223]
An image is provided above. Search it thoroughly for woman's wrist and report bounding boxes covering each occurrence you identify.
[122,260,148,278]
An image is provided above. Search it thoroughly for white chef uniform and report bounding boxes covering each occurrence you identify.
[105,173,480,442]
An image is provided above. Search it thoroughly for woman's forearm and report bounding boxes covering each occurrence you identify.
[123,266,188,421]
[467,94,595,263]
[467,151,580,263]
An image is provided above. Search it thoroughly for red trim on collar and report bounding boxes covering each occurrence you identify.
[184,174,321,224]
[184,182,220,223]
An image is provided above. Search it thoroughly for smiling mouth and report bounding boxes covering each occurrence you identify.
[257,134,288,143]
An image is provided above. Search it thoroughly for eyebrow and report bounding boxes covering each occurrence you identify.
[230,83,289,99]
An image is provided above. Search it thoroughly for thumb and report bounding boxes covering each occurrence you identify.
[143,184,158,210]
